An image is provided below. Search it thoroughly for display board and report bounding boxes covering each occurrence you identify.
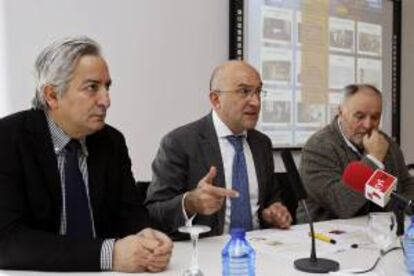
[230,0,400,148]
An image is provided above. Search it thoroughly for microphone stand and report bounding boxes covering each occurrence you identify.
[390,191,414,237]
[392,197,411,237]
[280,149,339,273]
[294,199,339,273]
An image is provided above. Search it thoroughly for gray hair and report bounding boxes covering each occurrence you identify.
[342,83,382,104]
[32,36,101,110]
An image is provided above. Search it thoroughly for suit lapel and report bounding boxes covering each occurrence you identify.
[198,114,225,188]
[25,110,62,219]
[198,114,226,234]
[86,132,107,218]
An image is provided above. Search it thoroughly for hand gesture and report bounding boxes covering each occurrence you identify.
[363,129,389,162]
[184,166,239,216]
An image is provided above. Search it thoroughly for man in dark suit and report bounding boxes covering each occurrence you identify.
[0,36,172,272]
[146,60,292,238]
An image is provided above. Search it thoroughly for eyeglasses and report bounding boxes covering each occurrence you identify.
[216,87,267,99]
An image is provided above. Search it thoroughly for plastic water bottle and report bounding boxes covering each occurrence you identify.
[222,228,255,276]
[404,216,414,275]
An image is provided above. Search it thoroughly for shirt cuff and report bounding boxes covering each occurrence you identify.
[100,238,115,271]
[182,192,196,226]
[366,154,385,170]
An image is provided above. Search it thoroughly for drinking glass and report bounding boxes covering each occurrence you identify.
[367,212,397,251]
[178,224,211,276]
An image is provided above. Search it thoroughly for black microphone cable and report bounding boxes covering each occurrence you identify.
[351,245,402,274]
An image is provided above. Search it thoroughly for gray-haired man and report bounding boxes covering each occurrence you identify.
[0,36,172,272]
[297,84,414,223]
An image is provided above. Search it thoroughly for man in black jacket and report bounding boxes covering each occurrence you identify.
[146,61,292,238]
[0,36,172,272]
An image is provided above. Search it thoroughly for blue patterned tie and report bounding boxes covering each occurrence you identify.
[64,140,93,238]
[226,135,253,231]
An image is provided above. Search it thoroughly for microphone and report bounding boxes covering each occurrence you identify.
[342,161,412,236]
[342,161,413,212]
[281,150,339,273]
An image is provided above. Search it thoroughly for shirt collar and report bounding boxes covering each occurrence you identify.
[212,110,247,139]
[45,112,88,156]
[337,117,361,156]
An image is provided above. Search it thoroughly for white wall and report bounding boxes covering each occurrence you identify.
[1,0,413,178]
[401,0,414,165]
[0,0,228,180]
[0,0,8,115]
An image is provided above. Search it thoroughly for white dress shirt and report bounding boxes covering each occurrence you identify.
[212,111,260,233]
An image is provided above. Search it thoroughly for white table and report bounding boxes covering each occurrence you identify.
[0,216,408,276]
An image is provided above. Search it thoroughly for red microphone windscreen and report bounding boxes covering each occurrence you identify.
[342,161,374,193]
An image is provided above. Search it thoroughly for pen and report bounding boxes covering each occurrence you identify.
[309,232,336,244]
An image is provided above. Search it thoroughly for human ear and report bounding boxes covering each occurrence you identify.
[209,91,221,109]
[43,85,59,110]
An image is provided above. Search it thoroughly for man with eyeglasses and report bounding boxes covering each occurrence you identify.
[146,60,292,238]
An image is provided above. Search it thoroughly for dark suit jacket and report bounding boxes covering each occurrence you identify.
[145,113,281,238]
[0,109,149,271]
